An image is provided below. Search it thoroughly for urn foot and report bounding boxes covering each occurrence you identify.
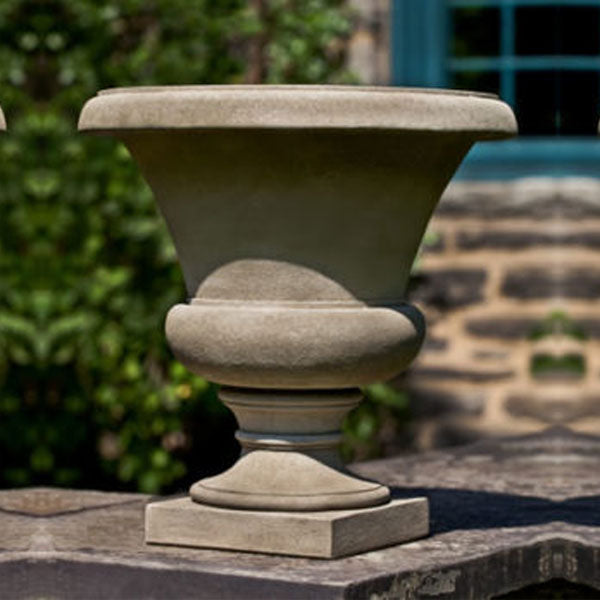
[190,449,390,511]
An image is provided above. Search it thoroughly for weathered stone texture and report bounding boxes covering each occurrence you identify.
[574,319,600,338]
[407,178,600,449]
[503,269,600,300]
[410,366,513,383]
[501,269,557,299]
[457,230,600,250]
[466,317,539,339]
[408,387,486,418]
[0,429,599,599]
[505,394,600,424]
[409,269,487,308]
[438,179,600,219]
[421,336,449,352]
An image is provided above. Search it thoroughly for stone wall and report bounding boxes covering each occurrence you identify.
[344,4,600,449]
[405,178,600,449]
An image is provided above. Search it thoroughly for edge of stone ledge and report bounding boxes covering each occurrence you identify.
[77,85,517,139]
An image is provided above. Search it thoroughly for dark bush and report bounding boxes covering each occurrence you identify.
[0,0,410,494]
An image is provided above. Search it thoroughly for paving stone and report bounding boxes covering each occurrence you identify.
[409,269,487,309]
[457,230,600,250]
[502,269,600,300]
[466,317,539,339]
[471,349,510,360]
[410,366,513,383]
[557,271,600,300]
[574,319,600,338]
[421,336,448,352]
[430,422,489,448]
[457,230,555,250]
[505,395,600,424]
[407,387,486,418]
[439,180,600,220]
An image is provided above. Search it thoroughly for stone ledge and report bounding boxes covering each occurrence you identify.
[0,428,599,598]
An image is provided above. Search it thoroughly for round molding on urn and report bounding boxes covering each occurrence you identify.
[79,84,516,136]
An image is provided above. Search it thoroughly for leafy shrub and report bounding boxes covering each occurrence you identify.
[0,0,408,493]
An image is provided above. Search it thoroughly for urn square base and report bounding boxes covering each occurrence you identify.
[145,496,428,558]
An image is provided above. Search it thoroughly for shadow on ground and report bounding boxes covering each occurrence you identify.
[390,487,600,534]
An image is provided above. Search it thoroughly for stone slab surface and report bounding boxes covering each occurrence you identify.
[146,496,428,558]
[1,427,600,598]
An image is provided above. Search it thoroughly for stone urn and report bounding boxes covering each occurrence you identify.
[79,86,516,557]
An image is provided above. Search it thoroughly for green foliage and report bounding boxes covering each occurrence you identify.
[0,0,352,492]
[529,311,586,341]
[529,312,586,380]
[411,228,441,273]
[530,354,585,379]
[260,0,353,83]
[341,383,411,462]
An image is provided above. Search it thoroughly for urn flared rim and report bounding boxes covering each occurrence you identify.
[78,84,517,139]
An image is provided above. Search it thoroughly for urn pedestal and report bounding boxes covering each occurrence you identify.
[79,86,516,557]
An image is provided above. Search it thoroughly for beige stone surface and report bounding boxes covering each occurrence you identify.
[145,495,428,558]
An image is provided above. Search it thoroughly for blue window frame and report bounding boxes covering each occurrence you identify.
[391,0,600,179]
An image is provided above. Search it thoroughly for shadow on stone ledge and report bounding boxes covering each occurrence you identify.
[390,487,600,534]
[495,578,600,599]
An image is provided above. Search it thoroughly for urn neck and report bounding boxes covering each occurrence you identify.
[221,387,362,470]
[190,387,390,511]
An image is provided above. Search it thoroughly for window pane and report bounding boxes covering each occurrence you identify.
[516,70,600,135]
[452,8,500,57]
[451,71,500,96]
[516,6,600,56]
[515,7,557,56]
[450,2,600,138]
[558,71,600,135]
[515,71,557,135]
[559,7,600,56]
